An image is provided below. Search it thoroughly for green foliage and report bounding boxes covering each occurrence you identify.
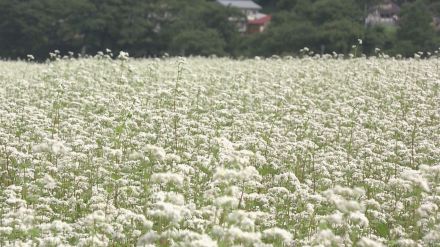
[394,0,437,56]
[160,0,241,56]
[319,20,364,54]
[170,29,226,56]
[0,0,88,58]
[429,2,440,16]
[256,0,298,10]
[364,25,396,54]
[257,20,319,55]
[311,0,362,24]
[372,221,390,238]
[254,0,365,56]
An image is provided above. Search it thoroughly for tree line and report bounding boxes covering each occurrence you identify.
[0,0,439,60]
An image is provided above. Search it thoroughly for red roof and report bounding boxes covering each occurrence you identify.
[248,15,271,25]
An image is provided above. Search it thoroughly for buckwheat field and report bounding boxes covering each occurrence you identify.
[0,53,439,247]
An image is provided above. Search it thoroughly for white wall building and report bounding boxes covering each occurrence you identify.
[365,1,400,27]
[216,0,271,33]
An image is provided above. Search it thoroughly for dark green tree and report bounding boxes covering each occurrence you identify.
[255,20,319,55]
[363,25,396,54]
[310,0,364,54]
[311,0,362,25]
[0,0,160,58]
[170,29,226,56]
[319,19,364,54]
[394,0,436,56]
[160,0,241,56]
[255,0,298,10]
[0,0,89,59]
[78,0,159,56]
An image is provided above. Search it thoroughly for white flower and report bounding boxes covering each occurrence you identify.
[51,140,67,155]
[32,143,51,153]
[214,196,239,209]
[311,229,343,246]
[423,226,440,244]
[151,172,184,187]
[118,51,129,60]
[43,174,57,190]
[357,237,385,247]
[225,227,261,245]
[327,211,344,225]
[137,231,159,246]
[84,210,106,225]
[148,202,184,224]
[401,169,430,192]
[417,202,438,218]
[191,234,217,247]
[145,144,166,161]
[349,211,369,228]
[262,227,293,245]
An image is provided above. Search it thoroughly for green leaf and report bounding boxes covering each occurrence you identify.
[373,221,390,238]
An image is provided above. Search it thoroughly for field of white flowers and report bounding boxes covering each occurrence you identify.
[0,53,439,247]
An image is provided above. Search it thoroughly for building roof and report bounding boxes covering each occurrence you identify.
[217,0,262,10]
[370,2,400,17]
[248,14,271,25]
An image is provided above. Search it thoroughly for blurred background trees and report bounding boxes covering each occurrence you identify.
[394,0,437,56]
[0,0,438,59]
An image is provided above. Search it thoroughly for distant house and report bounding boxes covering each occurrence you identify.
[247,13,272,33]
[365,0,400,27]
[217,0,271,33]
[217,0,261,16]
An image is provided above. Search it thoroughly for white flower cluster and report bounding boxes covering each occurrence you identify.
[0,55,439,246]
